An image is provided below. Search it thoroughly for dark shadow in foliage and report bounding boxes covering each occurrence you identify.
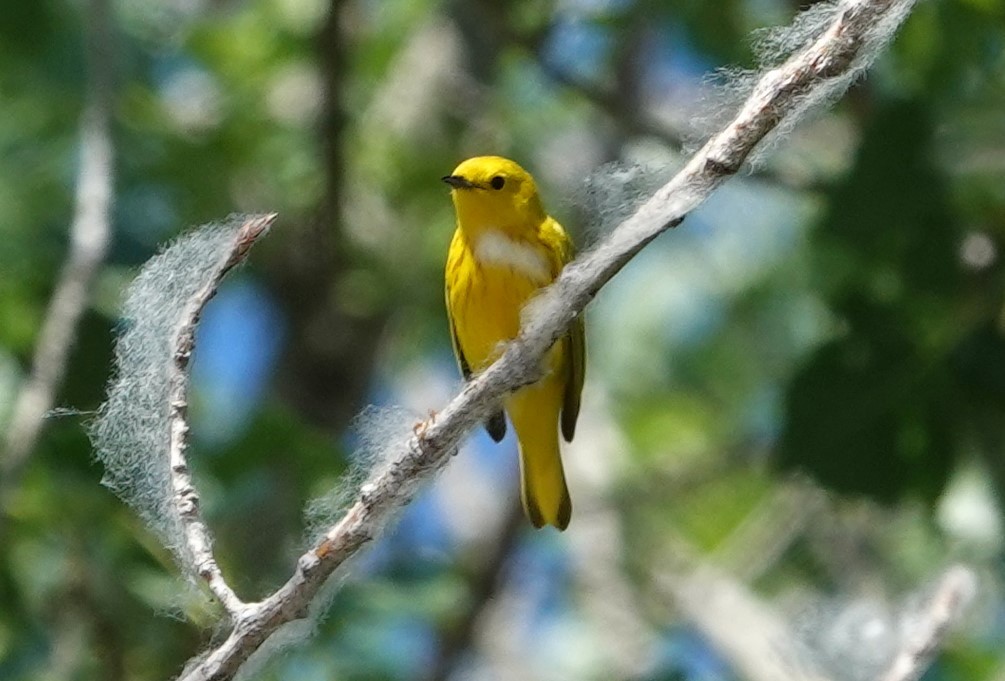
[778,294,958,503]
[777,100,962,504]
[954,323,1005,407]
[952,323,1005,505]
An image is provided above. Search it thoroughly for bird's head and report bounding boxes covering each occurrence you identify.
[443,156,547,233]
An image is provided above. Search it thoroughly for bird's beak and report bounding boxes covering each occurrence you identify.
[442,175,476,190]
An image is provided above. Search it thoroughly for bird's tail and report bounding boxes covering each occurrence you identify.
[507,386,572,530]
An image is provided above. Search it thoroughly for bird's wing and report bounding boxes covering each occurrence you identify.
[562,314,585,442]
[542,217,586,443]
[446,295,472,382]
[445,241,507,443]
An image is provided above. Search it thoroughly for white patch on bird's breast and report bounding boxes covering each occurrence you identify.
[473,230,551,282]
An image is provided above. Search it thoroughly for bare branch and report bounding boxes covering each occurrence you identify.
[655,558,977,681]
[515,25,686,150]
[877,565,977,681]
[2,0,114,494]
[171,1,919,677]
[89,214,274,619]
[661,566,834,681]
[167,216,277,615]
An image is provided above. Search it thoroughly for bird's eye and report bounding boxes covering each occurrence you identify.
[489,175,505,190]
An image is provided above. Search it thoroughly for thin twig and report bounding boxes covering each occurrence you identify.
[1,0,114,493]
[713,479,828,583]
[877,565,977,681]
[514,17,830,192]
[517,30,686,150]
[176,1,918,678]
[543,61,687,149]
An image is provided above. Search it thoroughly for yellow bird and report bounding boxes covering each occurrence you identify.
[443,156,585,530]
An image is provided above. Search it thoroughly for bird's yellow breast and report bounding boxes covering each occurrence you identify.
[446,227,559,372]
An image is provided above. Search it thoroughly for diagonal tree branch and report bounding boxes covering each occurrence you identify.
[1,0,115,499]
[514,19,686,150]
[658,563,977,681]
[172,1,920,678]
[878,565,977,681]
[661,565,835,681]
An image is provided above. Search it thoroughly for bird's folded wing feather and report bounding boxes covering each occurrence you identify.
[445,267,507,443]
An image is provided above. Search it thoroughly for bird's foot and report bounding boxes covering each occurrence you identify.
[412,410,438,440]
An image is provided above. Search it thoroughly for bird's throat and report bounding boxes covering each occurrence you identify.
[472,230,551,282]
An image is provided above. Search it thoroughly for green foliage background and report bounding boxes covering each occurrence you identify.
[2,0,1005,679]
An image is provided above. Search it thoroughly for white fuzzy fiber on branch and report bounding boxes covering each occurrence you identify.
[89,215,274,615]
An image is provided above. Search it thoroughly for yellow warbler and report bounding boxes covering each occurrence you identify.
[443,156,585,530]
